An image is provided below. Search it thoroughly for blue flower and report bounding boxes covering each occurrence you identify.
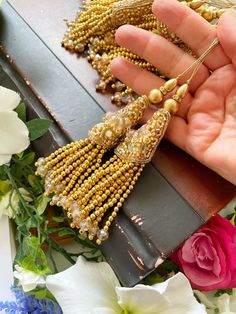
[0,286,62,314]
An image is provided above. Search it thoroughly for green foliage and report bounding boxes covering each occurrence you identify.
[0,180,11,194]
[26,119,52,141]
[0,165,8,180]
[2,147,102,281]
[15,102,26,122]
[141,259,179,285]
[26,288,56,302]
[226,206,236,226]
[214,288,233,297]
[36,195,51,215]
[20,237,51,275]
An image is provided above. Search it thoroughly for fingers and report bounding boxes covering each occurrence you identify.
[164,116,188,151]
[110,57,163,94]
[110,57,193,120]
[217,12,236,67]
[152,0,230,70]
[115,24,209,92]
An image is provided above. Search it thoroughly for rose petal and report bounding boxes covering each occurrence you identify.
[0,86,21,112]
[46,256,122,314]
[0,111,29,156]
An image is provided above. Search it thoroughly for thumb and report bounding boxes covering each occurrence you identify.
[217,12,236,67]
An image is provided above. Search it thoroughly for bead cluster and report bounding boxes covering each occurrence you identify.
[61,0,226,104]
[89,95,149,147]
[115,109,171,163]
[35,96,149,244]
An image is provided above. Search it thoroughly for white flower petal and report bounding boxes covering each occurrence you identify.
[195,289,236,314]
[116,273,207,314]
[13,266,46,292]
[0,86,21,111]
[92,308,117,314]
[0,154,11,166]
[46,256,122,314]
[0,190,14,219]
[194,290,216,309]
[0,111,29,155]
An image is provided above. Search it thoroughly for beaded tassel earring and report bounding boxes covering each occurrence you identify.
[35,95,149,198]
[36,38,218,244]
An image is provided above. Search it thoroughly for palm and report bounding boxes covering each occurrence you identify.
[181,64,236,181]
[110,0,236,185]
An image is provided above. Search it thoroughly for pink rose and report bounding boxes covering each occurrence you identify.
[171,214,236,291]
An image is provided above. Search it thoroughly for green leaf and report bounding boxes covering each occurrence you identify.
[230,213,236,226]
[15,102,26,122]
[0,180,12,194]
[27,288,47,299]
[10,163,23,181]
[162,259,179,272]
[37,195,50,215]
[0,165,8,180]
[26,119,52,141]
[19,152,36,165]
[19,236,51,275]
[27,288,57,302]
[52,216,66,223]
[25,217,39,229]
[58,228,75,237]
[214,288,233,297]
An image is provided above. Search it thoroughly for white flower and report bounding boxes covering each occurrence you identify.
[14,265,46,292]
[0,187,33,219]
[46,256,207,314]
[46,256,121,314]
[0,86,29,165]
[195,289,236,314]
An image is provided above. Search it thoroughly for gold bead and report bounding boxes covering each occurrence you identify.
[203,10,213,21]
[148,89,163,104]
[164,78,178,92]
[176,83,189,99]
[96,239,102,245]
[217,9,225,18]
[163,99,178,114]
[190,0,204,9]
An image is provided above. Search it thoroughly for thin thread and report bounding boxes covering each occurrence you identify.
[176,38,219,82]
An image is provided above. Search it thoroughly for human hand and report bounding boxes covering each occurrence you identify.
[110,0,236,185]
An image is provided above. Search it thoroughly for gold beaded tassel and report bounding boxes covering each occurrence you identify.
[66,82,190,245]
[35,96,149,202]
[65,37,220,244]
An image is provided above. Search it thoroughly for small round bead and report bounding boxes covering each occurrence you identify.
[148,89,163,104]
[163,99,178,114]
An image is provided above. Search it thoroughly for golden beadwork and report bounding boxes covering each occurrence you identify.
[36,36,219,244]
[115,109,171,163]
[61,0,229,104]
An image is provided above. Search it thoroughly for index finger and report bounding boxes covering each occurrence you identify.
[153,0,230,70]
